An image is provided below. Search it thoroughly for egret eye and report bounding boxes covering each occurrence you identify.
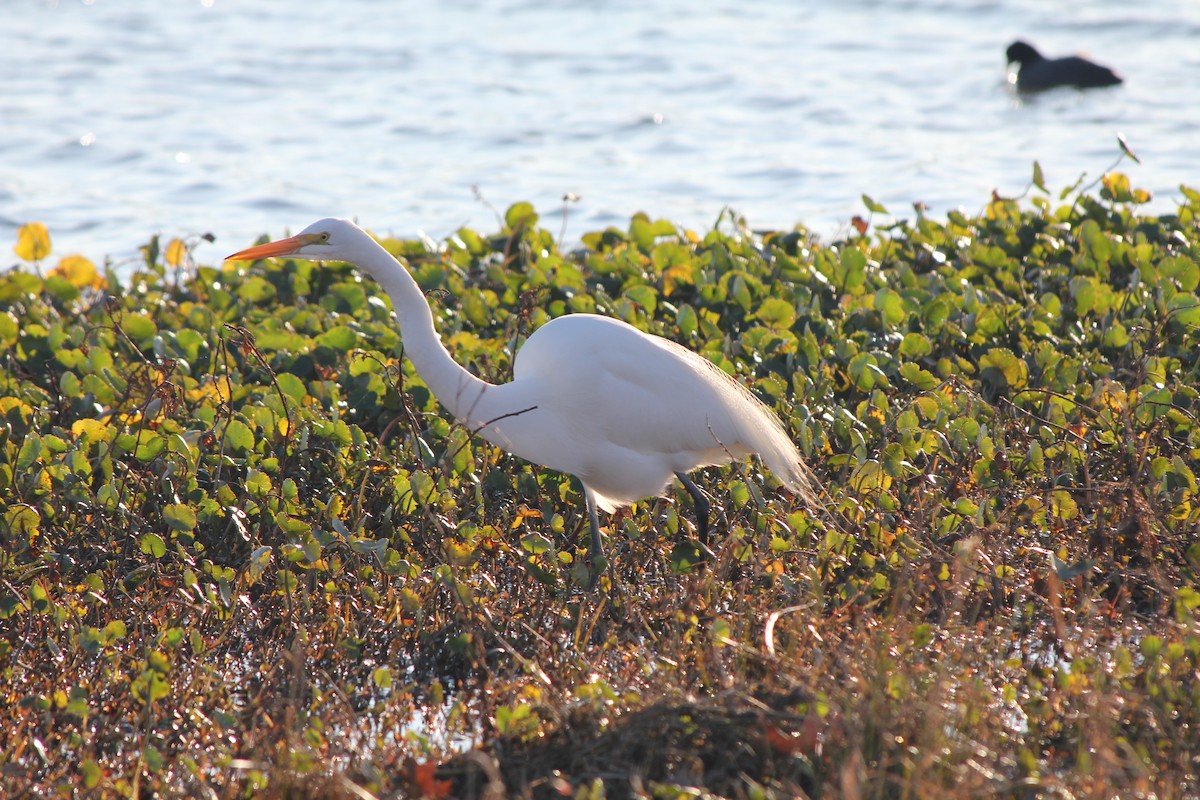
[319,232,331,243]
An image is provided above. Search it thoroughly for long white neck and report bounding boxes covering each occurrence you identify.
[349,235,497,428]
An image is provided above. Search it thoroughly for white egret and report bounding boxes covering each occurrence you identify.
[227,218,818,586]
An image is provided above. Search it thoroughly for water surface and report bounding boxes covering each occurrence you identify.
[2,0,1197,265]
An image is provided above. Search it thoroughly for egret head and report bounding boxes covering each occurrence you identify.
[226,218,371,263]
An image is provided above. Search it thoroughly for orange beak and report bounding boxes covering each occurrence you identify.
[226,233,314,262]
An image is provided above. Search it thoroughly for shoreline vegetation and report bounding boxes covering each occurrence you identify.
[2,167,1198,798]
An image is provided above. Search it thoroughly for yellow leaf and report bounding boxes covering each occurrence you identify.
[117,410,143,427]
[444,539,476,565]
[1101,172,1133,203]
[186,376,231,404]
[51,255,106,290]
[15,222,51,262]
[510,505,543,529]
[71,418,114,443]
[5,504,40,540]
[662,263,694,296]
[164,238,187,268]
[0,396,33,422]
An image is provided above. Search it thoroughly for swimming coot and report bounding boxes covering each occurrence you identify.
[1006,40,1123,92]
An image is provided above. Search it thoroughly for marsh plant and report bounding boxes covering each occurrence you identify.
[1,165,1198,798]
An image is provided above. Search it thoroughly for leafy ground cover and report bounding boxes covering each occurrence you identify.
[2,166,1199,798]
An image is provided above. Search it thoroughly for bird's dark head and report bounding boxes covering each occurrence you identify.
[226,218,373,264]
[1006,40,1042,65]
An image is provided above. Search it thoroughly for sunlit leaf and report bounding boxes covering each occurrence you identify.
[15,222,51,261]
[222,419,255,453]
[139,533,167,558]
[164,238,187,268]
[1101,172,1133,203]
[50,254,106,290]
[505,202,537,230]
[70,418,113,443]
[372,666,393,689]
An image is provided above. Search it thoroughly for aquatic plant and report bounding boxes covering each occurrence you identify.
[1,170,1197,798]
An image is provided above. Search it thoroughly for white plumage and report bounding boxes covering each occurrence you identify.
[228,218,817,585]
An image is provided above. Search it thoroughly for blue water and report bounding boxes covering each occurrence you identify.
[2,1,1197,267]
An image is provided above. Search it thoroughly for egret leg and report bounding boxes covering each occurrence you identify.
[676,471,711,545]
[584,488,605,590]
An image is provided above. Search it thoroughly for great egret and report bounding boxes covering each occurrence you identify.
[227,218,818,586]
[1005,40,1122,93]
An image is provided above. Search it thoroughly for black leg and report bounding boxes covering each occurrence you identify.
[675,471,710,544]
[584,489,605,590]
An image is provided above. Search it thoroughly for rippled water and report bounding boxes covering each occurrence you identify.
[3,0,1197,266]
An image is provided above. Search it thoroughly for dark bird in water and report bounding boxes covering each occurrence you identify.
[1005,40,1123,92]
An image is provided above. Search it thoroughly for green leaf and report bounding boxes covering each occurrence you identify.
[222,419,255,454]
[753,297,795,329]
[275,372,307,401]
[16,434,42,471]
[1079,219,1111,265]
[139,533,167,558]
[122,314,157,342]
[710,617,733,648]
[669,540,706,574]
[873,288,906,326]
[505,202,538,230]
[143,744,165,771]
[911,624,934,648]
[135,435,166,462]
[316,325,357,350]
[836,248,867,291]
[1070,276,1097,315]
[81,760,102,788]
[862,194,888,214]
[880,443,911,477]
[623,284,658,318]
[898,332,932,359]
[1031,161,1046,192]
[245,469,272,497]
[236,276,276,303]
[163,504,197,532]
[676,304,698,336]
[848,352,884,391]
[372,666,393,689]
[103,620,127,643]
[0,311,18,345]
[979,347,1027,391]
[520,532,553,555]
[1166,293,1200,327]
[5,504,40,540]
